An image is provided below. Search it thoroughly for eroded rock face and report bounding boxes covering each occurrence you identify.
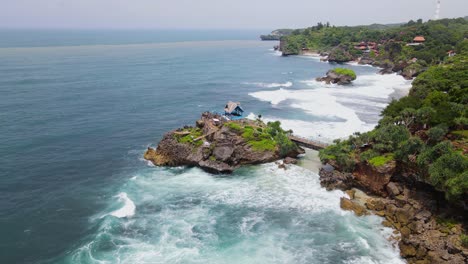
[334,184,468,264]
[316,70,355,85]
[352,161,396,196]
[144,112,304,173]
[319,167,355,191]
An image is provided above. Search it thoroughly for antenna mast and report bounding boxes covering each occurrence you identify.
[435,0,441,20]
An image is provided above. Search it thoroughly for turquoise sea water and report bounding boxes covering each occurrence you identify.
[0,30,411,263]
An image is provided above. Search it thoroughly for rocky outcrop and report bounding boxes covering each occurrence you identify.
[401,63,425,80]
[352,161,396,196]
[359,57,375,65]
[319,166,355,191]
[145,112,304,173]
[316,70,356,85]
[319,166,468,263]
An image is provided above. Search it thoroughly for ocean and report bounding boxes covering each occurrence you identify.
[0,30,411,264]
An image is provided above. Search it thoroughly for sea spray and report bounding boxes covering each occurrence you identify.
[64,165,404,264]
[108,192,136,218]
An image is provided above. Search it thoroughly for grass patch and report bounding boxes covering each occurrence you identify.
[436,217,458,229]
[249,139,277,151]
[452,130,468,138]
[368,154,394,167]
[175,127,203,147]
[332,68,357,79]
[225,122,243,132]
[241,126,277,152]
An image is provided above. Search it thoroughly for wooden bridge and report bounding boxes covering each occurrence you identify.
[288,135,329,150]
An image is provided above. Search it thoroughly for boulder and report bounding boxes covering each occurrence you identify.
[399,241,417,257]
[340,197,369,216]
[283,157,298,164]
[365,199,386,211]
[386,182,401,197]
[378,67,394,75]
[319,168,355,191]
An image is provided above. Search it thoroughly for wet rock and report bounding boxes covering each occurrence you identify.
[319,169,355,191]
[340,197,369,216]
[283,157,297,164]
[345,189,356,199]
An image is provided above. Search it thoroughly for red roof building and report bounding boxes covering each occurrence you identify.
[413,36,425,43]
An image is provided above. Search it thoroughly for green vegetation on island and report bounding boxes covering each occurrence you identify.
[227,120,297,155]
[331,68,356,79]
[319,41,468,202]
[146,113,304,174]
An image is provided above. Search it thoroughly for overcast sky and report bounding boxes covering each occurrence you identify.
[1,0,467,29]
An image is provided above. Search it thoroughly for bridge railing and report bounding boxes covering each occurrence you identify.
[288,135,331,148]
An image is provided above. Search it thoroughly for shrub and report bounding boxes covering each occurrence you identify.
[429,151,468,200]
[276,132,297,156]
[395,137,424,162]
[332,68,357,80]
[360,149,379,162]
[427,124,448,143]
[461,234,468,248]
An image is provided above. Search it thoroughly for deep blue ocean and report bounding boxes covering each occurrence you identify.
[0,30,411,264]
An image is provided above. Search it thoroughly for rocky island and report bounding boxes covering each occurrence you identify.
[145,112,304,173]
[316,68,356,85]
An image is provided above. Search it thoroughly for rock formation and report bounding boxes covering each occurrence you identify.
[320,164,468,263]
[145,112,304,173]
[316,69,356,85]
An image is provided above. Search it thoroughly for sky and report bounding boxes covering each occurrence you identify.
[1,0,467,29]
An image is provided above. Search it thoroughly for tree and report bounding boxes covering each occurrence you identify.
[398,108,417,129]
[416,107,435,129]
[429,151,468,200]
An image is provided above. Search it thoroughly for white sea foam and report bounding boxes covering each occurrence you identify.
[250,73,411,141]
[243,81,293,88]
[271,50,283,56]
[69,165,404,263]
[109,192,136,218]
[346,61,375,67]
